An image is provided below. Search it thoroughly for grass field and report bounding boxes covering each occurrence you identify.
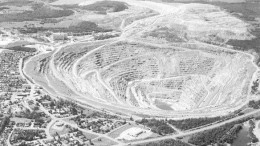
[0,1,33,7]
[5,46,37,52]
[10,117,32,123]
[49,125,71,136]
[82,1,128,13]
[82,131,98,139]
[92,137,118,146]
[62,118,77,125]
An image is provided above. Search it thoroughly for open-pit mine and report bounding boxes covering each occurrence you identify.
[24,0,259,118]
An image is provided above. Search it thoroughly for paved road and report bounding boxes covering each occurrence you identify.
[62,119,124,145]
[39,101,124,145]
[7,129,13,146]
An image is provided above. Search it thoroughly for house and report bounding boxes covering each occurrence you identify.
[24,122,31,127]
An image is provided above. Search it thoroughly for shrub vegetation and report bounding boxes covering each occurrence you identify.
[4,46,37,52]
[188,118,251,146]
[83,1,128,13]
[136,118,176,135]
[0,3,74,22]
[0,117,10,134]
[136,139,191,146]
[168,117,222,130]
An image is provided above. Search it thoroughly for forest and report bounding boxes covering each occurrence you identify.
[168,117,223,130]
[0,2,74,22]
[136,118,176,135]
[188,118,251,146]
[248,100,260,109]
[19,21,111,34]
[136,139,191,146]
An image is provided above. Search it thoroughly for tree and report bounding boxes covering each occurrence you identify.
[33,106,39,111]
[50,101,55,108]
[89,139,94,145]
[0,116,10,134]
[71,107,78,115]
[35,90,41,95]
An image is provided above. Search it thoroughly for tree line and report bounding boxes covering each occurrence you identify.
[0,116,10,134]
[167,117,222,130]
[136,118,176,135]
[137,139,191,146]
[188,118,252,146]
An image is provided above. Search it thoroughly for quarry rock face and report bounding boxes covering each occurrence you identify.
[122,3,254,44]
[24,2,258,118]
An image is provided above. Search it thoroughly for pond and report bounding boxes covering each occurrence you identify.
[232,122,251,146]
[154,99,173,110]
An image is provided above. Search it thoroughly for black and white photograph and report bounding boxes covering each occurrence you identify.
[0,0,260,145]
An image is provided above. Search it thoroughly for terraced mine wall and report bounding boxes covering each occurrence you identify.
[23,1,259,118]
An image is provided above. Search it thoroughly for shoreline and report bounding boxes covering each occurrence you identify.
[253,120,260,143]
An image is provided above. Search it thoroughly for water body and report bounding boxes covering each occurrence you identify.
[154,100,173,110]
[232,122,251,146]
